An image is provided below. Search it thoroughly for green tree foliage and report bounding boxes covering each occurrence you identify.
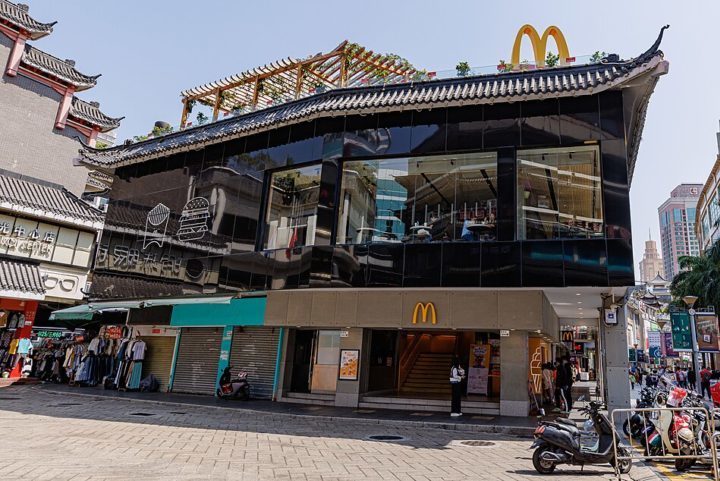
[455,61,471,77]
[671,244,720,309]
[545,51,560,67]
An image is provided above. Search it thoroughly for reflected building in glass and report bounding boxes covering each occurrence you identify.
[76,31,670,416]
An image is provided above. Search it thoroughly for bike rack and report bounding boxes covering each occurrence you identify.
[610,407,719,480]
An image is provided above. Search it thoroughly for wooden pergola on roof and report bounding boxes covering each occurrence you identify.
[179,40,425,127]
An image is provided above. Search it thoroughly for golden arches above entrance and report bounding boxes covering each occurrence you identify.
[511,24,570,67]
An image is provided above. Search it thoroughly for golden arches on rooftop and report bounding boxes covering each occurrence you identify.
[511,24,570,67]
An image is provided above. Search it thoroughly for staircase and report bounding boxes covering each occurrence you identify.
[400,352,453,396]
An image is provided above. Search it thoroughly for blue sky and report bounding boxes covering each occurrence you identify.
[28,1,720,274]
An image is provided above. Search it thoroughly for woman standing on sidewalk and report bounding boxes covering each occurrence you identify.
[449,357,465,417]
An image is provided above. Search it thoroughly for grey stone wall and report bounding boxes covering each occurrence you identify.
[0,35,89,195]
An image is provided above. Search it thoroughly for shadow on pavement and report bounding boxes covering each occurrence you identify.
[0,384,530,452]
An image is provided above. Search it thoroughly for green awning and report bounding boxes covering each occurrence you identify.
[49,304,95,321]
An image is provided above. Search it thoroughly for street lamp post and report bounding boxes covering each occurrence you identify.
[683,295,701,392]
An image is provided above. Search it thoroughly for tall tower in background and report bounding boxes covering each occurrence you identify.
[658,184,702,281]
[639,237,665,283]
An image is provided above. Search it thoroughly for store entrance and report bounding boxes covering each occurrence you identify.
[366,330,500,401]
[290,330,315,393]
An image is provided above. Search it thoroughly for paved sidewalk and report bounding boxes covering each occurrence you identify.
[39,384,538,435]
[0,385,667,481]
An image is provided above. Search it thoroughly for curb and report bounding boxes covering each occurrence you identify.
[34,386,534,437]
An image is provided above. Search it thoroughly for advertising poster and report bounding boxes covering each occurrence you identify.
[671,311,693,351]
[339,349,359,380]
[662,332,678,357]
[695,314,720,352]
[648,331,662,359]
[467,344,490,395]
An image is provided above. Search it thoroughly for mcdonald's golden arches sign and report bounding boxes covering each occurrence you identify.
[511,24,571,67]
[412,302,437,325]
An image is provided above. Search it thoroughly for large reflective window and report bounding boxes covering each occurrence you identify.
[263,164,321,249]
[337,152,498,244]
[517,146,603,240]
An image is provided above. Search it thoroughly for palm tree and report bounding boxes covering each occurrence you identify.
[671,243,720,309]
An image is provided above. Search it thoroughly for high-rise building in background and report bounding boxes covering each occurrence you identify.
[658,184,701,280]
[639,238,665,283]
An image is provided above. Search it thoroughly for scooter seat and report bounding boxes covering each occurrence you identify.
[555,417,578,428]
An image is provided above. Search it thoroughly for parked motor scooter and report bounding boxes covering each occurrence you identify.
[530,400,631,475]
[644,387,694,457]
[217,366,250,400]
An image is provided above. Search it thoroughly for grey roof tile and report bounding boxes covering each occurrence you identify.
[69,97,123,132]
[0,169,103,225]
[0,0,55,39]
[0,259,44,295]
[22,45,99,91]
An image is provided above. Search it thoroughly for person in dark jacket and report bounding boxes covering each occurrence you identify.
[556,357,574,412]
[688,368,697,391]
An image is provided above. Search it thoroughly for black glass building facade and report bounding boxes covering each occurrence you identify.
[92,92,636,299]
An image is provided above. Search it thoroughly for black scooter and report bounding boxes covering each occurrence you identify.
[531,400,631,475]
[217,366,250,400]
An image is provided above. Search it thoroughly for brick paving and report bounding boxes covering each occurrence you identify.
[0,385,671,480]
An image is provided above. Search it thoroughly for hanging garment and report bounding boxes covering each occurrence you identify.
[131,341,146,361]
[16,338,32,355]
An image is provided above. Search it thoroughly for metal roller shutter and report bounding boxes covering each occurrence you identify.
[229,327,280,399]
[141,336,176,392]
[171,328,222,394]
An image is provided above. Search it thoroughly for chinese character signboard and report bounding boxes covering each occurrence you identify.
[671,311,693,352]
[648,331,662,358]
[695,313,720,352]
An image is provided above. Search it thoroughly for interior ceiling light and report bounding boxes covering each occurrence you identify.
[576,293,582,296]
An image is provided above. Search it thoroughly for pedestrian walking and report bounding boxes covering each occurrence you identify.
[557,357,574,412]
[688,368,697,390]
[676,368,686,389]
[629,370,636,390]
[449,357,465,417]
[700,366,712,399]
[637,369,644,386]
[542,363,554,405]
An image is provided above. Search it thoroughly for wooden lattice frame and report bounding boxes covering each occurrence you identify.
[179,40,426,127]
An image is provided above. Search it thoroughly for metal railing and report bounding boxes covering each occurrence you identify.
[610,407,719,480]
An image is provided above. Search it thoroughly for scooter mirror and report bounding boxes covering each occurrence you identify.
[538,408,546,417]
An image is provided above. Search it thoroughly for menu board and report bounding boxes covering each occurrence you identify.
[338,349,359,380]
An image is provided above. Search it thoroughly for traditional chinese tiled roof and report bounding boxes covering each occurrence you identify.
[0,259,45,295]
[69,98,123,132]
[0,1,55,40]
[89,272,183,300]
[78,27,670,185]
[0,169,104,227]
[22,44,99,90]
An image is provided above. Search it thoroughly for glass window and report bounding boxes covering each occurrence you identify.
[336,152,498,244]
[673,208,683,223]
[263,164,321,249]
[517,146,603,240]
[687,208,696,223]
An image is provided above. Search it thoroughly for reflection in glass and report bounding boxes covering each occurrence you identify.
[336,152,498,244]
[517,146,603,240]
[264,164,321,249]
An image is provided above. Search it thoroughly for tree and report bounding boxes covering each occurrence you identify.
[545,51,560,67]
[671,244,720,309]
[455,61,471,77]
